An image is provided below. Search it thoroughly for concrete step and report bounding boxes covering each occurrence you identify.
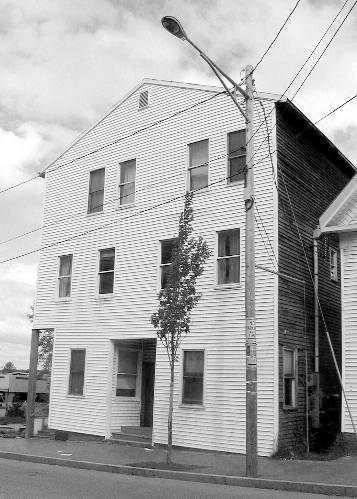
[120,426,152,438]
[109,437,152,448]
[112,431,152,443]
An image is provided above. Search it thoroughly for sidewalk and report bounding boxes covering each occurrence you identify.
[0,437,357,496]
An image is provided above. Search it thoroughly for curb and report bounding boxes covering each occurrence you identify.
[0,451,356,497]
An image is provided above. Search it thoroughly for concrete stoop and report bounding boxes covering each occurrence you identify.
[110,427,153,448]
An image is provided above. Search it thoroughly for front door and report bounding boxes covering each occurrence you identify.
[140,361,155,427]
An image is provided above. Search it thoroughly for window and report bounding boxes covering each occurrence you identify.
[68,349,85,395]
[330,248,338,281]
[88,168,105,214]
[283,348,297,409]
[217,229,240,284]
[182,350,204,405]
[160,238,177,289]
[139,90,149,109]
[116,349,139,397]
[228,130,246,183]
[188,139,209,191]
[119,160,136,205]
[58,254,73,298]
[98,248,115,294]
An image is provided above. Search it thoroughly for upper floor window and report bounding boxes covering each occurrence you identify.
[330,248,338,281]
[88,168,105,214]
[283,348,297,409]
[188,139,208,191]
[217,229,240,284]
[68,349,85,396]
[98,248,115,294]
[139,90,149,110]
[58,254,73,298]
[182,350,204,405]
[160,238,177,289]
[228,130,246,183]
[119,160,136,206]
[116,349,140,397]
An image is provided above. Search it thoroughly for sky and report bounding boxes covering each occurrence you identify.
[0,0,357,369]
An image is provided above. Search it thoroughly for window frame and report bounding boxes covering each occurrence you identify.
[282,347,298,410]
[330,248,338,282]
[97,247,115,297]
[57,254,73,300]
[118,159,136,207]
[87,167,105,215]
[227,129,246,184]
[159,237,178,290]
[138,90,149,110]
[187,139,209,193]
[216,228,241,286]
[68,348,86,397]
[181,348,205,407]
[116,347,142,400]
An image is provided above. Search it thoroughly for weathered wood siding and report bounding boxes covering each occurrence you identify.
[34,80,278,456]
[276,102,354,452]
[340,232,357,434]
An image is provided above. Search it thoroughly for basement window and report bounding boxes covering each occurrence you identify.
[330,248,338,281]
[283,348,297,409]
[138,90,149,110]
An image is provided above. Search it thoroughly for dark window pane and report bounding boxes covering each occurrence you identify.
[59,276,71,297]
[161,265,172,289]
[117,374,136,397]
[69,350,85,395]
[161,239,176,265]
[118,351,138,375]
[183,377,203,404]
[69,373,84,395]
[88,169,105,213]
[229,156,245,183]
[99,248,115,272]
[228,130,245,155]
[120,161,136,184]
[99,272,114,294]
[120,182,135,205]
[88,191,104,213]
[218,257,240,284]
[283,349,294,376]
[190,164,208,191]
[284,378,293,406]
[218,230,239,257]
[189,139,208,168]
[184,351,204,375]
[59,255,72,276]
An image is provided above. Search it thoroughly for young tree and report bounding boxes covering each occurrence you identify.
[151,193,211,464]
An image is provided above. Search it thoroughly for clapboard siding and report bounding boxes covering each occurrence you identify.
[276,102,354,452]
[340,233,357,434]
[35,80,277,455]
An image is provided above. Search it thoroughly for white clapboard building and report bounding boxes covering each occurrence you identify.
[33,79,355,456]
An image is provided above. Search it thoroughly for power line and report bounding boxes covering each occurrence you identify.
[315,92,357,125]
[0,174,41,195]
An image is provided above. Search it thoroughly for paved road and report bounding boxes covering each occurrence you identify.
[0,459,339,498]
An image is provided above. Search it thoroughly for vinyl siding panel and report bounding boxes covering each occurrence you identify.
[35,82,277,456]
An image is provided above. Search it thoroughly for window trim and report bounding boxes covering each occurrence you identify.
[118,159,136,208]
[180,348,206,408]
[187,138,209,193]
[87,167,105,215]
[282,347,298,410]
[56,254,73,301]
[330,248,338,282]
[216,228,241,286]
[97,247,115,297]
[227,129,246,185]
[116,347,142,401]
[67,348,86,397]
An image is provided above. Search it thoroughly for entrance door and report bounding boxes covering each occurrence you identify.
[140,361,155,427]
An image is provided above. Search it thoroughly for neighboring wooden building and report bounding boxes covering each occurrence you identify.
[316,174,357,446]
[33,79,355,456]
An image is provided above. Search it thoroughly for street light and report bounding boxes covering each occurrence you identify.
[161,16,257,477]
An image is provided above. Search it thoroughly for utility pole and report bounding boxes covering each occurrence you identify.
[244,65,257,477]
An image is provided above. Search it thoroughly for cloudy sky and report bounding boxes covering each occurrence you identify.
[0,0,357,369]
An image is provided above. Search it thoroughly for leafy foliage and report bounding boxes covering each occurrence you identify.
[27,303,54,372]
[2,361,16,373]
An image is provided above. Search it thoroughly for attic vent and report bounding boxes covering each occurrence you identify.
[139,90,149,110]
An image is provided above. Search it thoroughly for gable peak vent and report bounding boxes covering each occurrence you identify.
[138,90,149,110]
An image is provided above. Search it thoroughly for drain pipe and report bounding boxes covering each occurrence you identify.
[313,237,320,429]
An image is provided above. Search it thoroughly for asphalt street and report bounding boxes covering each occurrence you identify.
[0,458,342,499]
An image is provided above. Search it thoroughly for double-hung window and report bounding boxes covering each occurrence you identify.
[188,139,209,191]
[58,254,73,298]
[119,159,136,206]
[182,350,204,405]
[116,349,139,397]
[217,229,240,284]
[88,168,105,214]
[283,348,297,409]
[68,349,85,396]
[160,239,177,289]
[98,248,115,294]
[228,130,246,183]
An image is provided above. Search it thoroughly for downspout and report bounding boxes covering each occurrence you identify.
[313,237,320,429]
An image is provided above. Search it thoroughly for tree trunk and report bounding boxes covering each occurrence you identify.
[167,361,175,464]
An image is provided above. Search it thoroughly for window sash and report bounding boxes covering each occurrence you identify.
[58,255,72,298]
[283,348,297,408]
[116,350,139,397]
[182,351,204,405]
[88,169,105,213]
[228,130,245,183]
[217,230,240,284]
[119,160,136,205]
[160,239,177,289]
[189,139,208,191]
[99,248,115,294]
[69,350,85,395]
